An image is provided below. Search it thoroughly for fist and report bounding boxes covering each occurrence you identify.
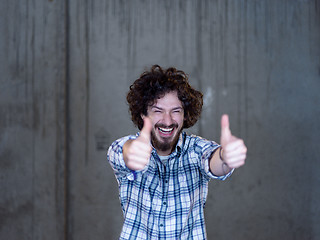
[220,114,247,168]
[123,117,153,171]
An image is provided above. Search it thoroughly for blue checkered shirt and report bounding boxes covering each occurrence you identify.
[107,132,233,239]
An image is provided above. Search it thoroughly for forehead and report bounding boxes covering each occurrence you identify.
[151,91,183,109]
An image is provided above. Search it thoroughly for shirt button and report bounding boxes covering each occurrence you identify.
[163,202,167,205]
[165,180,168,183]
[160,224,164,227]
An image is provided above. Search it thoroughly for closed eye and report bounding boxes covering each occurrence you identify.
[152,110,162,114]
[172,108,183,113]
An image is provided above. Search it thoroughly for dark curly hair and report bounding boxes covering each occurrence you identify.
[127,65,203,130]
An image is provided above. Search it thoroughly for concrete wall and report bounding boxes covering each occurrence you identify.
[0,1,67,239]
[1,0,319,239]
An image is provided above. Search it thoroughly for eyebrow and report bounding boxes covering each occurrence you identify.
[172,107,183,111]
[150,106,163,111]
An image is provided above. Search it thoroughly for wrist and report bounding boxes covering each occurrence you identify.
[219,146,232,174]
[219,146,224,161]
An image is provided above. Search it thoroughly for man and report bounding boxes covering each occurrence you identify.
[107,65,247,239]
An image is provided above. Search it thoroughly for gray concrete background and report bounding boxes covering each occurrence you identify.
[1,0,319,239]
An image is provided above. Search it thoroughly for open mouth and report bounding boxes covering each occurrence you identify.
[158,127,174,136]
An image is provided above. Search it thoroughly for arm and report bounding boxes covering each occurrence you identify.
[209,147,233,176]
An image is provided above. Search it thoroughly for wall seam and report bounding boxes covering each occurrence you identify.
[64,0,70,239]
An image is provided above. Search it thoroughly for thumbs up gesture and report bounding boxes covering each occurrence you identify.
[123,117,153,171]
[220,114,247,168]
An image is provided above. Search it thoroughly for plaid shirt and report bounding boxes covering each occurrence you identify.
[107,132,233,240]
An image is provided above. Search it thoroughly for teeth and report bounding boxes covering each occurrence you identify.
[159,127,173,133]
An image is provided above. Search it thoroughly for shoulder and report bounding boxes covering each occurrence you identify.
[109,134,138,152]
[185,133,215,146]
[183,133,219,153]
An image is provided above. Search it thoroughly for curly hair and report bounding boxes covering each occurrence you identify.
[127,65,203,130]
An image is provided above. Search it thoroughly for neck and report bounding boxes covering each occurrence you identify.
[157,148,173,156]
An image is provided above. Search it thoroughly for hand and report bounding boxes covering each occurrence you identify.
[220,114,247,168]
[123,117,153,171]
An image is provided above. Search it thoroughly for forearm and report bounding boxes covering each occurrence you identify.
[209,147,233,176]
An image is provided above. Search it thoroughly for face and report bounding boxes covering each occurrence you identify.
[144,91,184,156]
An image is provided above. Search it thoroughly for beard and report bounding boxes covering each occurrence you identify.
[151,123,182,154]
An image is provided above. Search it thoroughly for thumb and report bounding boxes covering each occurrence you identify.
[220,114,231,145]
[140,117,152,141]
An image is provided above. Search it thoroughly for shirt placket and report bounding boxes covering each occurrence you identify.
[157,159,170,238]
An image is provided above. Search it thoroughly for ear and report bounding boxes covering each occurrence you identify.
[141,114,146,120]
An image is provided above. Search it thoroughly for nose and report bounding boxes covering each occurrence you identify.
[162,112,174,126]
